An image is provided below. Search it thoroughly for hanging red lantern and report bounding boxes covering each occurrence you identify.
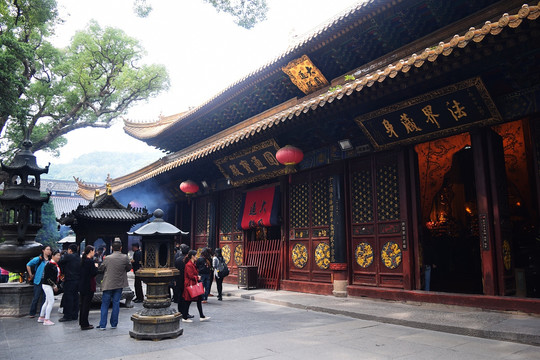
[179,180,199,195]
[276,145,304,166]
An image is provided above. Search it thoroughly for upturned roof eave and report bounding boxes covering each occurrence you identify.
[85,2,539,199]
[123,0,386,142]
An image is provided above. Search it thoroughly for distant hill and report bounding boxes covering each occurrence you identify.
[45,151,163,183]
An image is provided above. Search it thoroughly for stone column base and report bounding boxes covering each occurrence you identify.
[329,263,348,298]
[0,283,33,317]
[332,279,348,297]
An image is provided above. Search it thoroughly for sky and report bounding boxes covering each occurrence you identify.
[36,0,361,168]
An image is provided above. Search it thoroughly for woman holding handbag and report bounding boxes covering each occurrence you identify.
[38,250,61,326]
[79,245,98,330]
[182,250,210,323]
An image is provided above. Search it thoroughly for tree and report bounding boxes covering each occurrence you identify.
[0,0,59,137]
[133,0,268,29]
[34,200,67,249]
[0,1,170,159]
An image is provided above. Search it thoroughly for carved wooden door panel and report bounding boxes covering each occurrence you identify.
[218,190,243,277]
[193,196,209,253]
[350,152,405,288]
[288,167,335,283]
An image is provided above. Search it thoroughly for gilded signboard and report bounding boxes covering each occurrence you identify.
[215,139,288,186]
[282,55,329,95]
[355,78,502,150]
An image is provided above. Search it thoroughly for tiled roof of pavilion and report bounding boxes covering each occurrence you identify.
[59,188,151,224]
[78,2,540,200]
[51,196,89,219]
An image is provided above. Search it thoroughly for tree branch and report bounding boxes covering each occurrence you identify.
[32,121,112,152]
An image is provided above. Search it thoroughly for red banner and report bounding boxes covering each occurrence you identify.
[239,187,279,229]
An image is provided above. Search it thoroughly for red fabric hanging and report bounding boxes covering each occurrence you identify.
[239,187,279,230]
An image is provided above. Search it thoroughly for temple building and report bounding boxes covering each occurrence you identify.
[76,0,540,313]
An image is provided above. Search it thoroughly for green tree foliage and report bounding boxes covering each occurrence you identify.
[204,0,268,29]
[0,0,59,135]
[134,0,268,29]
[34,200,67,249]
[0,1,170,159]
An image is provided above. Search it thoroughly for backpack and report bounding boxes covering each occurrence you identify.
[217,258,229,278]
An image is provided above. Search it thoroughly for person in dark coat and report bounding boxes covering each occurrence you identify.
[174,244,192,319]
[58,244,81,322]
[182,250,209,322]
[79,245,98,330]
[131,243,143,303]
[196,248,212,302]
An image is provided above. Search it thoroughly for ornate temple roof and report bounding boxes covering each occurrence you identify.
[124,112,187,140]
[123,0,512,154]
[58,185,151,225]
[81,1,539,200]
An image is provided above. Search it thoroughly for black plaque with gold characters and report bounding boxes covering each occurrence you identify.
[215,139,288,186]
[356,78,502,150]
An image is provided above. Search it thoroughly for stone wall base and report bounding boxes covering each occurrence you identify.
[0,283,33,317]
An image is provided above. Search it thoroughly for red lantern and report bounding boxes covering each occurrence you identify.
[179,180,199,195]
[276,145,304,166]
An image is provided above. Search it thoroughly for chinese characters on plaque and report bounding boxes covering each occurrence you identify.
[282,55,329,95]
[356,78,502,150]
[215,139,289,186]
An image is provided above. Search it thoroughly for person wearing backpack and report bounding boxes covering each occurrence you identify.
[212,248,229,301]
[26,245,52,317]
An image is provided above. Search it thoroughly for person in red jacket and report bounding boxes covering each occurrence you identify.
[182,250,210,323]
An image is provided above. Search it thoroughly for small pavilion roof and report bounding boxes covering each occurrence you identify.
[58,188,151,224]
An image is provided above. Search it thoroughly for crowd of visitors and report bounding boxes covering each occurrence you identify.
[21,241,227,330]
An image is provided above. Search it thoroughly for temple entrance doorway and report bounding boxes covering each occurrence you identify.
[417,137,483,294]
[416,120,540,297]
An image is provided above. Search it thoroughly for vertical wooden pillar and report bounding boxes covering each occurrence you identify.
[207,197,216,250]
[398,148,415,290]
[280,175,289,287]
[190,198,195,250]
[119,234,129,254]
[330,173,348,297]
[407,147,423,290]
[471,130,497,295]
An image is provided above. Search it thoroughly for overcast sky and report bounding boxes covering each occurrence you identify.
[36,0,361,166]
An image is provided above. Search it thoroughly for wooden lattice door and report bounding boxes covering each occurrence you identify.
[218,190,243,277]
[288,168,334,284]
[349,152,406,288]
[193,197,209,252]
